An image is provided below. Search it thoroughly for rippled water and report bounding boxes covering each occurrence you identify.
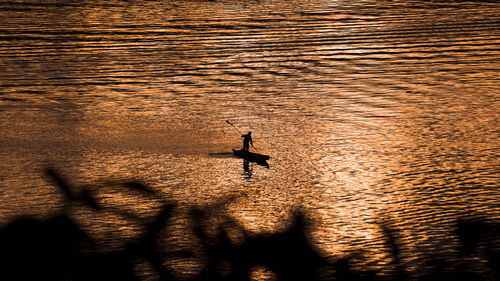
[0,0,499,277]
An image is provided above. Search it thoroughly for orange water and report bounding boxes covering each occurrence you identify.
[0,0,499,277]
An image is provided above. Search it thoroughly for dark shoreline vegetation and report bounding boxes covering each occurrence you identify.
[1,168,499,281]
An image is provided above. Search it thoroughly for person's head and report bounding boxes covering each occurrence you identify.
[248,131,251,135]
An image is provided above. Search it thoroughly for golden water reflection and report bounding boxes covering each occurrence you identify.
[0,0,499,278]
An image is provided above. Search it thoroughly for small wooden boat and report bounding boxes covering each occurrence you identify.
[232,149,270,162]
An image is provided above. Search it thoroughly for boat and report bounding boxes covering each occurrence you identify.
[232,149,270,162]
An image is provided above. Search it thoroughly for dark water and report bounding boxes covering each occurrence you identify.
[0,0,499,278]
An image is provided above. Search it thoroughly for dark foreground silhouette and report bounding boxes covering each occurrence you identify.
[0,169,499,281]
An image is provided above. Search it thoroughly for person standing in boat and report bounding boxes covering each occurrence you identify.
[242,131,253,152]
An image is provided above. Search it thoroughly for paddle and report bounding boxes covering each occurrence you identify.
[226,120,261,153]
[226,120,242,135]
[251,143,260,153]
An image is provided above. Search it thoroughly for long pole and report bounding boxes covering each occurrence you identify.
[226,120,261,153]
[251,143,260,153]
[226,120,242,135]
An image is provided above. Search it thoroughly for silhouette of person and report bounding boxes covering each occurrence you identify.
[242,131,252,152]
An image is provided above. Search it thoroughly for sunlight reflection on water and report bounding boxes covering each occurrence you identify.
[0,0,499,277]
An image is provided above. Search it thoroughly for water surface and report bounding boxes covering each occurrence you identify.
[0,0,499,277]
